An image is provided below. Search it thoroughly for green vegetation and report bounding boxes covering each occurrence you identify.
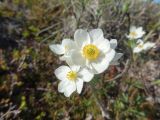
[0,0,160,119]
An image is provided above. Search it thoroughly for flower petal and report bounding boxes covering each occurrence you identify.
[54,66,70,81]
[135,27,145,39]
[143,42,155,50]
[110,39,117,49]
[58,80,69,93]
[106,49,116,62]
[76,78,84,94]
[49,44,65,55]
[97,39,110,53]
[62,39,76,51]
[79,68,94,82]
[74,29,90,47]
[59,55,75,67]
[71,51,86,66]
[112,53,123,62]
[64,82,76,97]
[91,49,115,74]
[130,26,136,32]
[91,57,110,74]
[70,65,80,72]
[110,53,123,65]
[110,61,119,65]
[137,27,145,36]
[89,29,104,43]
[62,38,74,46]
[133,47,142,53]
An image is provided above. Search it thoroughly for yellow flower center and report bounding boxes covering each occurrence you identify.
[66,71,77,81]
[130,31,137,37]
[83,44,100,61]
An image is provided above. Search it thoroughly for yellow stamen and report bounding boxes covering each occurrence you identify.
[66,71,77,81]
[130,31,137,37]
[83,44,100,61]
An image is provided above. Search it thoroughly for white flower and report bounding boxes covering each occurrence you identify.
[70,29,120,74]
[133,39,156,53]
[127,26,145,40]
[49,39,75,65]
[54,65,94,97]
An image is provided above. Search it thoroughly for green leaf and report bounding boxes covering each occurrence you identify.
[152,80,160,86]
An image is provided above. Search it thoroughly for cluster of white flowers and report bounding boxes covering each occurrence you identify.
[49,29,122,97]
[127,26,156,53]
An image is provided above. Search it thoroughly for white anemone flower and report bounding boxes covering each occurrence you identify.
[49,39,75,64]
[71,29,121,74]
[133,39,156,53]
[55,65,94,97]
[127,26,145,40]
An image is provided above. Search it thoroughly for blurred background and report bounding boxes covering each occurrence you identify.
[0,0,160,119]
